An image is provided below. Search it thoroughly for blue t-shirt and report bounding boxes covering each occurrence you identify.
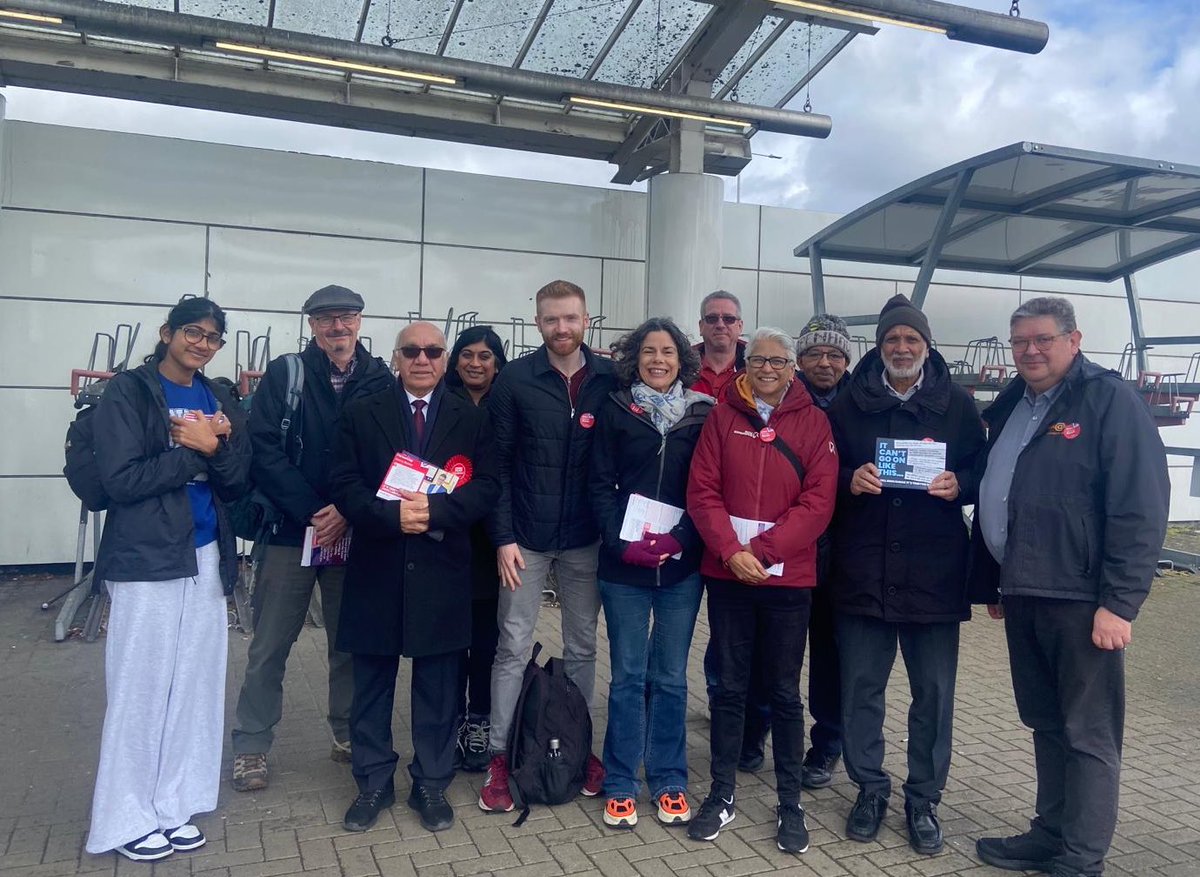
[158,372,219,548]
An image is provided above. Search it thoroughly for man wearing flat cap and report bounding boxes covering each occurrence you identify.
[230,285,393,792]
[826,294,985,855]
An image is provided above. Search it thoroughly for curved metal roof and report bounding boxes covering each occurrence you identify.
[794,141,1200,283]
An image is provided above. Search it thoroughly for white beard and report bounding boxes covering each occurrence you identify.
[884,349,928,381]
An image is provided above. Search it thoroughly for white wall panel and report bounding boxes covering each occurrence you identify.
[918,284,1022,346]
[0,211,206,303]
[0,478,101,564]
[1026,291,1133,353]
[206,227,421,317]
[0,389,74,476]
[722,203,760,270]
[757,271,812,332]
[5,123,423,239]
[601,261,646,333]
[1020,275,1121,298]
[1135,250,1200,303]
[719,268,759,332]
[424,171,646,260]
[758,205,839,272]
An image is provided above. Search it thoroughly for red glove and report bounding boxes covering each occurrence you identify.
[621,539,663,568]
[646,532,683,559]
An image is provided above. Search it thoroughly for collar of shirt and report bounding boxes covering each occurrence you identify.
[404,388,434,409]
[1023,378,1066,408]
[328,354,357,393]
[882,365,924,401]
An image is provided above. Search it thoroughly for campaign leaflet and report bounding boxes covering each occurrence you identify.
[729,515,784,576]
[301,525,352,567]
[376,451,460,500]
[619,494,684,560]
[875,438,947,490]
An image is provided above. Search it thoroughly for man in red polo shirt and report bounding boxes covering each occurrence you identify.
[691,291,745,400]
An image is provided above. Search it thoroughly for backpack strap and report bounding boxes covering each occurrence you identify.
[737,408,806,483]
[280,353,305,467]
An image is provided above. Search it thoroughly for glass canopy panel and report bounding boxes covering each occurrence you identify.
[591,0,710,89]
[825,204,942,254]
[519,0,638,77]
[1036,229,1188,272]
[178,0,268,26]
[727,21,845,108]
[1053,179,1143,213]
[360,0,454,54]
[712,15,786,95]
[1129,174,1200,211]
[272,0,363,42]
[108,0,174,10]
[942,216,1091,263]
[441,0,544,66]
[959,155,1107,207]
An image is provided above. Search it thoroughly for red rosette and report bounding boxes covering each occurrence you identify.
[444,454,473,486]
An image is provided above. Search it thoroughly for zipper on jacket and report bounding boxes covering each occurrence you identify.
[654,432,668,587]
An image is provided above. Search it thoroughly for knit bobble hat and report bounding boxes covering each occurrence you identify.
[875,293,931,346]
[796,314,853,362]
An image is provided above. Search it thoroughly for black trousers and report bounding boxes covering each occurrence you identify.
[1004,596,1124,874]
[350,650,461,794]
[459,594,500,718]
[836,612,959,806]
[806,582,843,759]
[706,577,811,804]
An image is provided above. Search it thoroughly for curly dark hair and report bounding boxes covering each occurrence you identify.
[609,317,700,389]
[445,325,508,388]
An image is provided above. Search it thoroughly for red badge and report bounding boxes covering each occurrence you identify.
[922,437,936,442]
[579,412,595,429]
[630,403,644,415]
[444,454,473,485]
[759,427,776,443]
[1063,423,1081,440]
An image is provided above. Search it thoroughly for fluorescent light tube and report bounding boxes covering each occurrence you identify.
[213,42,459,86]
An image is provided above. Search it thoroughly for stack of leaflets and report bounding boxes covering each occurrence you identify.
[376,451,461,499]
[301,526,352,567]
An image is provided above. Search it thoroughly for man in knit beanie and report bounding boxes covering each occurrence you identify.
[796,314,854,411]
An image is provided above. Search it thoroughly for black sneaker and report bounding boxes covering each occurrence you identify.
[687,791,735,842]
[846,789,888,842]
[800,749,841,790]
[776,803,810,854]
[461,714,491,773]
[407,784,454,832]
[343,787,395,832]
[976,832,1059,871]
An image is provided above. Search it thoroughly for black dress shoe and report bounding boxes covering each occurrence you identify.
[407,784,454,832]
[905,800,943,855]
[800,750,841,790]
[845,789,888,842]
[976,833,1059,872]
[343,787,395,832]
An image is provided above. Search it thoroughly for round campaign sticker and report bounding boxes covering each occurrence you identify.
[1063,423,1081,440]
[579,412,595,429]
[444,454,473,485]
[759,427,776,443]
[630,403,644,415]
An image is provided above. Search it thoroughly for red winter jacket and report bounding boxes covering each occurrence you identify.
[687,374,838,588]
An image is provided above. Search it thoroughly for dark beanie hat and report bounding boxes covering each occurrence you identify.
[875,293,931,346]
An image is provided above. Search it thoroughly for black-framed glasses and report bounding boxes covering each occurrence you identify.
[1009,332,1069,353]
[747,355,793,370]
[180,325,226,349]
[311,312,362,329]
[395,345,446,360]
[703,314,741,326]
[800,349,847,364]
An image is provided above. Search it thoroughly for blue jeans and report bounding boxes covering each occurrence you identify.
[599,574,703,799]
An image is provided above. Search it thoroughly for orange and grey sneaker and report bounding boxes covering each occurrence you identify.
[657,791,692,825]
[604,797,638,829]
[582,753,606,797]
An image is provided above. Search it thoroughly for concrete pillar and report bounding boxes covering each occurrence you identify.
[0,92,7,202]
[645,171,724,330]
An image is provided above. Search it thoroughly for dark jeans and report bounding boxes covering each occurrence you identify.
[1004,596,1124,875]
[350,650,461,793]
[836,612,959,806]
[459,595,499,718]
[706,577,811,805]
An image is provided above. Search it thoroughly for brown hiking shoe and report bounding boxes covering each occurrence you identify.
[231,753,268,791]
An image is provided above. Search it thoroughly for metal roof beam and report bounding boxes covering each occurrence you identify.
[911,168,972,307]
[899,192,1200,235]
[15,0,832,138]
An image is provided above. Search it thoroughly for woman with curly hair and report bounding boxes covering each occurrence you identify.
[589,317,715,830]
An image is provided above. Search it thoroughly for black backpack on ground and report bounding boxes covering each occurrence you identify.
[506,642,593,825]
[64,377,119,512]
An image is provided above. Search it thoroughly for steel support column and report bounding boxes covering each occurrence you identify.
[1123,273,1148,374]
[809,243,826,314]
[912,168,972,309]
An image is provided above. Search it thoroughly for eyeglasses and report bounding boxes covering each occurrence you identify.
[703,314,741,326]
[180,325,226,349]
[311,312,362,329]
[800,349,847,364]
[747,355,793,370]
[395,345,446,360]
[1009,332,1069,353]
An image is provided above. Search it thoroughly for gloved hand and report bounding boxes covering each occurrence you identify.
[646,532,683,559]
[621,538,664,568]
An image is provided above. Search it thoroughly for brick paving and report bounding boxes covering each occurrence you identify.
[2,572,1198,877]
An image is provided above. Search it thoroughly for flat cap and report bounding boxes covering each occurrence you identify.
[302,285,364,315]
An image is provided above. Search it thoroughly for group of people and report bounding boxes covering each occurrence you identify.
[83,279,1169,877]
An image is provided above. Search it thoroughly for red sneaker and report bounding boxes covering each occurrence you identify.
[478,753,514,812]
[582,753,605,797]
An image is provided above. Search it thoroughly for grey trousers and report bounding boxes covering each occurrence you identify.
[231,544,351,754]
[488,541,601,752]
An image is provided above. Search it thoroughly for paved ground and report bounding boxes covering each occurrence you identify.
[2,571,1198,877]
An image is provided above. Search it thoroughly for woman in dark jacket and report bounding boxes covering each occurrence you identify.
[445,326,508,771]
[589,318,714,830]
[86,297,251,862]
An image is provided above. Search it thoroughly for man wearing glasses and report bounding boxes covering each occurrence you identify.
[230,285,393,793]
[972,297,1169,877]
[692,291,746,400]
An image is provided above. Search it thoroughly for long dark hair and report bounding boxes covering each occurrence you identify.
[445,325,508,388]
[609,317,700,389]
[145,296,228,364]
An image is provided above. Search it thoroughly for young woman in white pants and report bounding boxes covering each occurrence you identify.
[85,297,250,861]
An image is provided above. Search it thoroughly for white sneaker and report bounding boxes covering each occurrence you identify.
[115,831,173,861]
[164,824,206,851]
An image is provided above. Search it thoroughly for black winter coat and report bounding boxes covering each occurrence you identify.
[94,362,252,592]
[967,354,1169,621]
[589,387,714,587]
[487,345,616,551]
[450,385,502,602]
[827,348,985,623]
[329,383,499,657]
[249,340,393,546]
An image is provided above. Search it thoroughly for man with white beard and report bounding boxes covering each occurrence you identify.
[824,294,985,855]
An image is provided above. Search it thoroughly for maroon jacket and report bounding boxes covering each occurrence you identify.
[687,374,838,588]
